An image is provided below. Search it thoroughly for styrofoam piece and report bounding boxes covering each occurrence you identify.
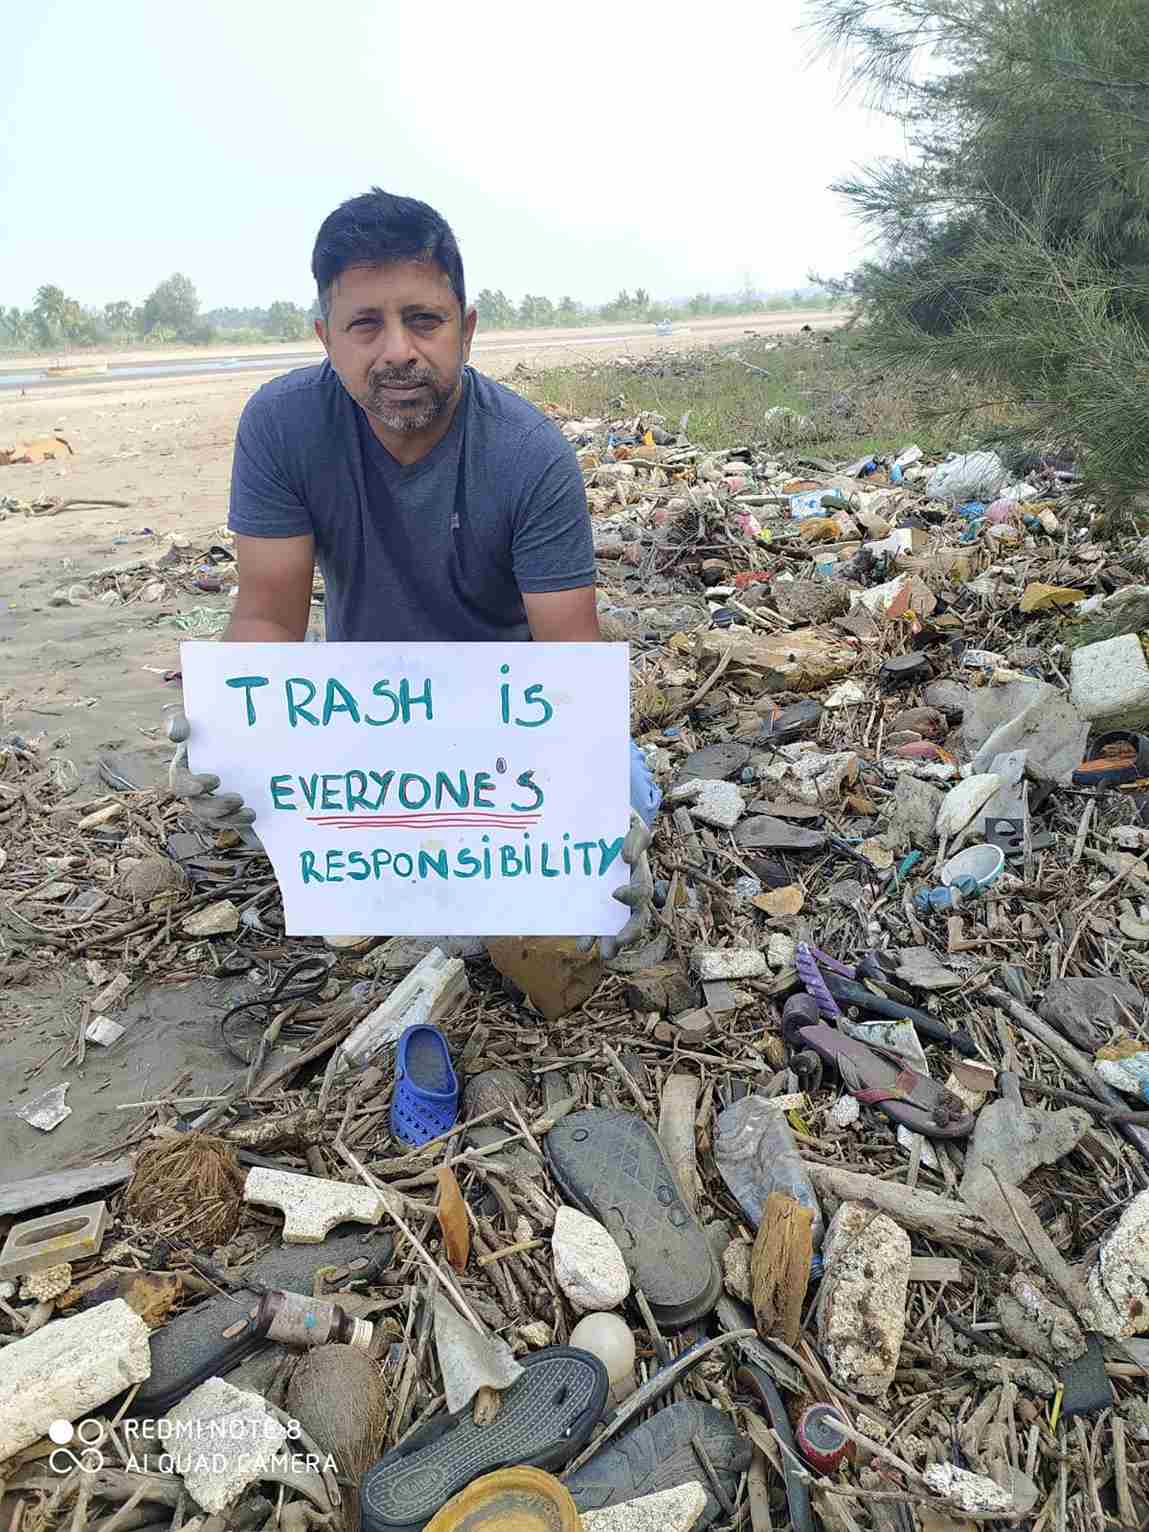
[0,1298,151,1460]
[1070,634,1149,726]
[243,1167,385,1243]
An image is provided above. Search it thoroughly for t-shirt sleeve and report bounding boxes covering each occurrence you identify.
[510,428,595,593]
[228,391,314,538]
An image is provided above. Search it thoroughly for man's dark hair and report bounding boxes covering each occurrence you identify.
[311,189,466,318]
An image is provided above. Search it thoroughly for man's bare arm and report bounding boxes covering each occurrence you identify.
[224,533,316,642]
[522,586,600,642]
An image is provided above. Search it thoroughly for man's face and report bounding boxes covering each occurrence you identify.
[316,261,476,434]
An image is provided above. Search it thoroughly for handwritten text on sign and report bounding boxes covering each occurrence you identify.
[180,642,631,936]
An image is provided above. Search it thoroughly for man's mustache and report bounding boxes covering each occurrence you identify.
[368,370,438,390]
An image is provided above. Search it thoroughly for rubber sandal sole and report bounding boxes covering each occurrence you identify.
[544,1108,722,1329]
[791,1021,975,1139]
[565,1401,750,1529]
[360,1347,608,1532]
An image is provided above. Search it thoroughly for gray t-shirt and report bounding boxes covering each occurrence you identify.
[228,362,594,642]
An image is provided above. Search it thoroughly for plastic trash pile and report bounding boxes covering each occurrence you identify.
[3,421,1149,1531]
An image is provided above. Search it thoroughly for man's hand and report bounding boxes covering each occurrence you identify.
[166,705,257,829]
[580,741,661,959]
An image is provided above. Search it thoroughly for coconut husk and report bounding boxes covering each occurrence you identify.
[287,1342,389,1528]
[121,1132,246,1244]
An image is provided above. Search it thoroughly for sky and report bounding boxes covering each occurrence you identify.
[0,0,907,314]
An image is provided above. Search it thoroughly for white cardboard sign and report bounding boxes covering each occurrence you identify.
[181,641,630,937]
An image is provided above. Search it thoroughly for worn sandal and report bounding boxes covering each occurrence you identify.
[391,1024,459,1147]
[545,1108,721,1328]
[566,1401,749,1529]
[360,1347,608,1532]
[786,1015,975,1139]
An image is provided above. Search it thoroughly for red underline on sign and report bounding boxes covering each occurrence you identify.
[306,813,542,829]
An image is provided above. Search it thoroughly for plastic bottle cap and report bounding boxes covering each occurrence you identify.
[348,1316,374,1350]
[796,1403,849,1473]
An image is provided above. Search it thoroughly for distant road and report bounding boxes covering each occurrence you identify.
[0,309,847,394]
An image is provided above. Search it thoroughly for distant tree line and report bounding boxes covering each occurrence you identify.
[474,286,828,330]
[0,276,317,352]
[0,276,829,353]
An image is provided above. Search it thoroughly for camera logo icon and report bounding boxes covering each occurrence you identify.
[48,1419,106,1473]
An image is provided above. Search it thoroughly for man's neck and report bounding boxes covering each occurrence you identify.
[364,377,465,467]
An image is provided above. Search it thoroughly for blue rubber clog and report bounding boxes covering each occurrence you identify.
[391,1024,459,1147]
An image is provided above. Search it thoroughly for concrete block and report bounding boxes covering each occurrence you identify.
[668,778,746,830]
[691,947,767,980]
[0,1298,151,1461]
[817,1202,910,1396]
[243,1167,385,1243]
[0,1199,108,1280]
[164,1376,287,1515]
[340,947,468,1068]
[1071,634,1149,727]
[580,1483,707,1532]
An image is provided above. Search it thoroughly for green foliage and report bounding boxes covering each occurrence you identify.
[142,273,199,336]
[265,300,310,340]
[475,289,517,329]
[103,300,134,333]
[808,0,1149,503]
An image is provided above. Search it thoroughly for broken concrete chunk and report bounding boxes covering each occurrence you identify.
[817,1202,910,1396]
[0,1199,108,1279]
[922,1463,1015,1516]
[691,947,767,980]
[243,1167,386,1243]
[0,1298,152,1461]
[670,778,746,829]
[1087,1189,1149,1337]
[552,1206,630,1313]
[340,947,469,1067]
[164,1377,289,1515]
[579,1482,708,1532]
[485,935,602,1021]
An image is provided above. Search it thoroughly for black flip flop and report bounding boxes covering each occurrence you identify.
[566,1401,750,1529]
[545,1109,722,1329]
[360,1347,608,1532]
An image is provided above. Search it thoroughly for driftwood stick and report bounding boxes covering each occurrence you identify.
[804,1164,998,1252]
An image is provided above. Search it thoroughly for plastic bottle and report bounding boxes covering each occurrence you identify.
[255,1290,373,1350]
[714,1083,824,1249]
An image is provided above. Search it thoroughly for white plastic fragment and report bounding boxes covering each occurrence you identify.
[340,948,469,1068]
[17,1083,71,1132]
[1070,634,1149,727]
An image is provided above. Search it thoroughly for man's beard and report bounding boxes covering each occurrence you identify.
[364,367,458,433]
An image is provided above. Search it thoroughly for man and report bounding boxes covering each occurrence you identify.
[170,188,658,959]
